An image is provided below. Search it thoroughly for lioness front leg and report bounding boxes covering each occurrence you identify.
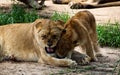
[39,51,77,67]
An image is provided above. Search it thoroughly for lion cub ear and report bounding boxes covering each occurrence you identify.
[70,19,81,28]
[33,19,43,32]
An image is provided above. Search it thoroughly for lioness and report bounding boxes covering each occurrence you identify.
[52,0,120,9]
[0,19,76,67]
[55,11,102,63]
[18,0,45,9]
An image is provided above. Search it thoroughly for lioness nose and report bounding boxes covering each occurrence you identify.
[47,40,52,46]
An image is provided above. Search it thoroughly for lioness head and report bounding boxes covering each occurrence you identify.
[33,19,65,54]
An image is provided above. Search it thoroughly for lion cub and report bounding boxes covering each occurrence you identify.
[0,19,76,67]
[55,11,102,64]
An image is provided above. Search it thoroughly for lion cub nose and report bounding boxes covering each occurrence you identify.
[47,40,52,46]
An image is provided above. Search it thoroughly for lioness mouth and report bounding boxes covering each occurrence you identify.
[45,47,56,54]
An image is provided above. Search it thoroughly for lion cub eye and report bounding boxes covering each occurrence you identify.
[41,35,47,39]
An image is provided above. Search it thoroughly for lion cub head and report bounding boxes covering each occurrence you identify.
[33,19,65,54]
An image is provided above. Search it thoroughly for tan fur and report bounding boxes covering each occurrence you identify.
[52,0,120,9]
[55,11,102,62]
[0,19,77,67]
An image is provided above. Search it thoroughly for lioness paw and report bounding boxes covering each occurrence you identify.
[71,53,91,65]
[66,59,77,66]
[29,1,44,9]
[69,2,94,9]
[69,2,83,9]
[78,55,90,65]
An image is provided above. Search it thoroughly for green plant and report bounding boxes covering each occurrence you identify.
[0,4,39,25]
[51,11,70,22]
[97,22,120,47]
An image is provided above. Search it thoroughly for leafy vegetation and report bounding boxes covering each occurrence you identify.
[0,4,39,25]
[51,11,70,22]
[97,23,120,47]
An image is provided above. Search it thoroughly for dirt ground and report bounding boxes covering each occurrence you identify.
[0,47,120,75]
[0,0,120,75]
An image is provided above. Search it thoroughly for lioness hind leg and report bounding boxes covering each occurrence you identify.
[19,0,45,9]
[39,0,45,5]
[52,0,70,4]
[69,2,97,9]
[27,0,44,9]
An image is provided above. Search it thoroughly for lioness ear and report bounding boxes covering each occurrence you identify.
[33,19,42,32]
[56,20,66,34]
[55,20,65,30]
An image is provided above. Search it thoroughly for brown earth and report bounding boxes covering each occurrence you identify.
[0,47,120,75]
[0,0,120,75]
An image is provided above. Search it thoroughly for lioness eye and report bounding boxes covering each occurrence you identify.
[41,35,47,39]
